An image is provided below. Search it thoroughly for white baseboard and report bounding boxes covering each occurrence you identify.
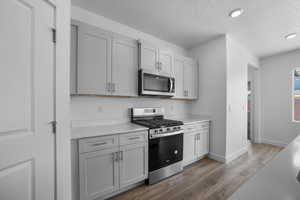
[208,152,226,163]
[260,138,288,147]
[208,146,248,164]
[225,146,248,163]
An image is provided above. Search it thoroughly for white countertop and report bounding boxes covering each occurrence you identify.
[71,123,148,139]
[229,134,300,200]
[173,115,211,124]
[71,115,211,140]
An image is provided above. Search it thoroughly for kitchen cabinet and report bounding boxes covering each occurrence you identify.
[173,56,198,99]
[138,41,174,76]
[79,148,119,200]
[112,35,138,96]
[183,59,198,99]
[76,131,148,200]
[119,142,148,188]
[174,56,185,98]
[77,22,112,95]
[183,121,210,167]
[71,21,138,97]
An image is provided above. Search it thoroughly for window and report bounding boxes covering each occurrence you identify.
[294,69,300,121]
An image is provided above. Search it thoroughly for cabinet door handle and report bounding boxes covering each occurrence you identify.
[113,152,119,162]
[119,151,123,161]
[128,136,140,140]
[91,142,107,146]
[106,83,110,92]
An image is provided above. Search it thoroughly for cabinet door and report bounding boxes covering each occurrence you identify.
[174,57,185,98]
[70,25,78,95]
[158,49,173,76]
[139,41,158,72]
[183,132,198,166]
[77,24,111,95]
[79,148,119,200]
[200,131,209,156]
[112,37,138,96]
[184,60,198,99]
[119,143,148,188]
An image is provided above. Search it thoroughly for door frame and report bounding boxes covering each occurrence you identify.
[52,0,72,200]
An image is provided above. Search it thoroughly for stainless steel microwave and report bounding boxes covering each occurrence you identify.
[138,69,175,97]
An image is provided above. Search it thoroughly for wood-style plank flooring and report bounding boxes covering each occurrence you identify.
[111,143,283,200]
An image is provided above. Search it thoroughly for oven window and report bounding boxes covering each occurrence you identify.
[149,133,183,171]
[143,73,170,92]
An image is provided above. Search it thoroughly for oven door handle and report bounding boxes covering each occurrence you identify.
[150,130,183,139]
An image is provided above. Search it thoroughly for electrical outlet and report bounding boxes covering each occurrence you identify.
[97,106,103,113]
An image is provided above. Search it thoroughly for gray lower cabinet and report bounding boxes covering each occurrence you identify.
[119,143,148,188]
[183,121,210,167]
[75,131,148,200]
[79,148,119,200]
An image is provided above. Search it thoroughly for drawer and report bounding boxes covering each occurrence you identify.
[120,131,148,146]
[183,121,210,133]
[79,135,119,153]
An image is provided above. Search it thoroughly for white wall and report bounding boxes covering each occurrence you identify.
[225,35,259,160]
[70,6,189,126]
[188,35,259,162]
[260,49,300,146]
[188,36,228,159]
[71,96,189,126]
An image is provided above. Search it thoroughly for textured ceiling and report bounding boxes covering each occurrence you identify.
[72,0,300,57]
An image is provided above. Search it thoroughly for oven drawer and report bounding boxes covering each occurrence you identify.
[120,131,148,145]
[183,121,209,133]
[79,135,119,153]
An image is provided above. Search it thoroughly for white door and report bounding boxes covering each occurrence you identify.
[158,50,173,76]
[184,60,198,99]
[77,23,111,95]
[0,0,55,199]
[139,41,158,72]
[174,57,184,98]
[112,37,138,96]
[119,143,148,188]
[79,148,119,200]
[183,133,197,166]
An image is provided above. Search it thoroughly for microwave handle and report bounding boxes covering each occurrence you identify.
[169,78,173,93]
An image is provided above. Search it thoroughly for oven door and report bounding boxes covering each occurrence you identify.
[139,69,175,97]
[149,133,183,172]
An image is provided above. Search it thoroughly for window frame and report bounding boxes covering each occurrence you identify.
[292,68,300,122]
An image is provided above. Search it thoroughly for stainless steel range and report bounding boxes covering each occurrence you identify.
[131,107,184,184]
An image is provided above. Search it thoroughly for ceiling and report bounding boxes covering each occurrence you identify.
[72,0,300,58]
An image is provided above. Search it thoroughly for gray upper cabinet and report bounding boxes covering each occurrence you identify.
[70,21,138,97]
[174,56,198,99]
[183,59,198,99]
[158,49,173,76]
[111,36,138,96]
[138,41,158,72]
[77,23,112,95]
[138,41,173,76]
[174,56,185,98]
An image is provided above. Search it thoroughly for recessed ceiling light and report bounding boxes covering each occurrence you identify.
[229,8,244,18]
[285,33,297,40]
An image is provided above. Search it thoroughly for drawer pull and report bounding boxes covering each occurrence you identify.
[91,142,107,146]
[128,136,140,140]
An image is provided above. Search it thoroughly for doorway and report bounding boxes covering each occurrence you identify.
[247,65,257,142]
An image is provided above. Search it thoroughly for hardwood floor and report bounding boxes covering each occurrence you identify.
[111,143,283,200]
